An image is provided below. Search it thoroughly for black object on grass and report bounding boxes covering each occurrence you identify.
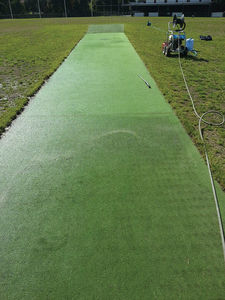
[200,35,212,41]
[138,75,151,89]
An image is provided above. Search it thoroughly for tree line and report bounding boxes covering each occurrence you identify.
[0,0,130,17]
[0,0,224,18]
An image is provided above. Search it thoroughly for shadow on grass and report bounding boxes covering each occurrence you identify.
[185,55,209,63]
[167,54,209,62]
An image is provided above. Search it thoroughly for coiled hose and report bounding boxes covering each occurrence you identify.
[149,22,225,260]
[178,49,225,261]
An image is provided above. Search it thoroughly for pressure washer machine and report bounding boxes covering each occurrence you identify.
[162,14,196,57]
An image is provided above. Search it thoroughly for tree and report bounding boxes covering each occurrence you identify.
[212,0,225,9]
[0,0,25,15]
[0,0,10,15]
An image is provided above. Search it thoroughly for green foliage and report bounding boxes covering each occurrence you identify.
[0,0,24,15]
[212,0,225,9]
[0,0,91,16]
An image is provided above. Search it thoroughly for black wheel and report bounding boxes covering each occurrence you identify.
[165,46,171,57]
[180,46,188,57]
[183,47,188,57]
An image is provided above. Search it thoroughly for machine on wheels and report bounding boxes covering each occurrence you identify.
[162,14,196,57]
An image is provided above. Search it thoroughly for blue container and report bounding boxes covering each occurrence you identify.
[173,34,186,40]
[186,38,194,51]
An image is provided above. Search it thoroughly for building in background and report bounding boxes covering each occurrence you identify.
[122,0,225,17]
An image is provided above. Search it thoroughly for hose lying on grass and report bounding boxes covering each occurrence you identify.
[149,22,225,261]
[178,49,225,262]
[148,22,225,261]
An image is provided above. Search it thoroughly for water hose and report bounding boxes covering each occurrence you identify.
[178,50,225,261]
[148,22,225,260]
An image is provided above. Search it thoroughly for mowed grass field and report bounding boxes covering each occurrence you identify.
[0,16,224,192]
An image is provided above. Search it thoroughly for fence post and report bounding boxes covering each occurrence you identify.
[64,0,68,18]
[37,0,41,18]
[8,0,13,19]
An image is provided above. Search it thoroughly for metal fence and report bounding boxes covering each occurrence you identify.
[0,2,129,19]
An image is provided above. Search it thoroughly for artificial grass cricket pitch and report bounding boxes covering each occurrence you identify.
[0,24,225,299]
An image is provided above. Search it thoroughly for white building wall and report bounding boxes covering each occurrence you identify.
[134,12,145,16]
[211,12,223,17]
[148,12,159,16]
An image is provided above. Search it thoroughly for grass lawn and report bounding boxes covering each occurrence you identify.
[125,17,225,193]
[0,17,224,188]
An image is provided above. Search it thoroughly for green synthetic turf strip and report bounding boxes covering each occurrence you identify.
[88,24,124,33]
[0,28,225,299]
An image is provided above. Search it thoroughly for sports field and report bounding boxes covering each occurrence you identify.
[0,17,225,190]
[0,18,225,299]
